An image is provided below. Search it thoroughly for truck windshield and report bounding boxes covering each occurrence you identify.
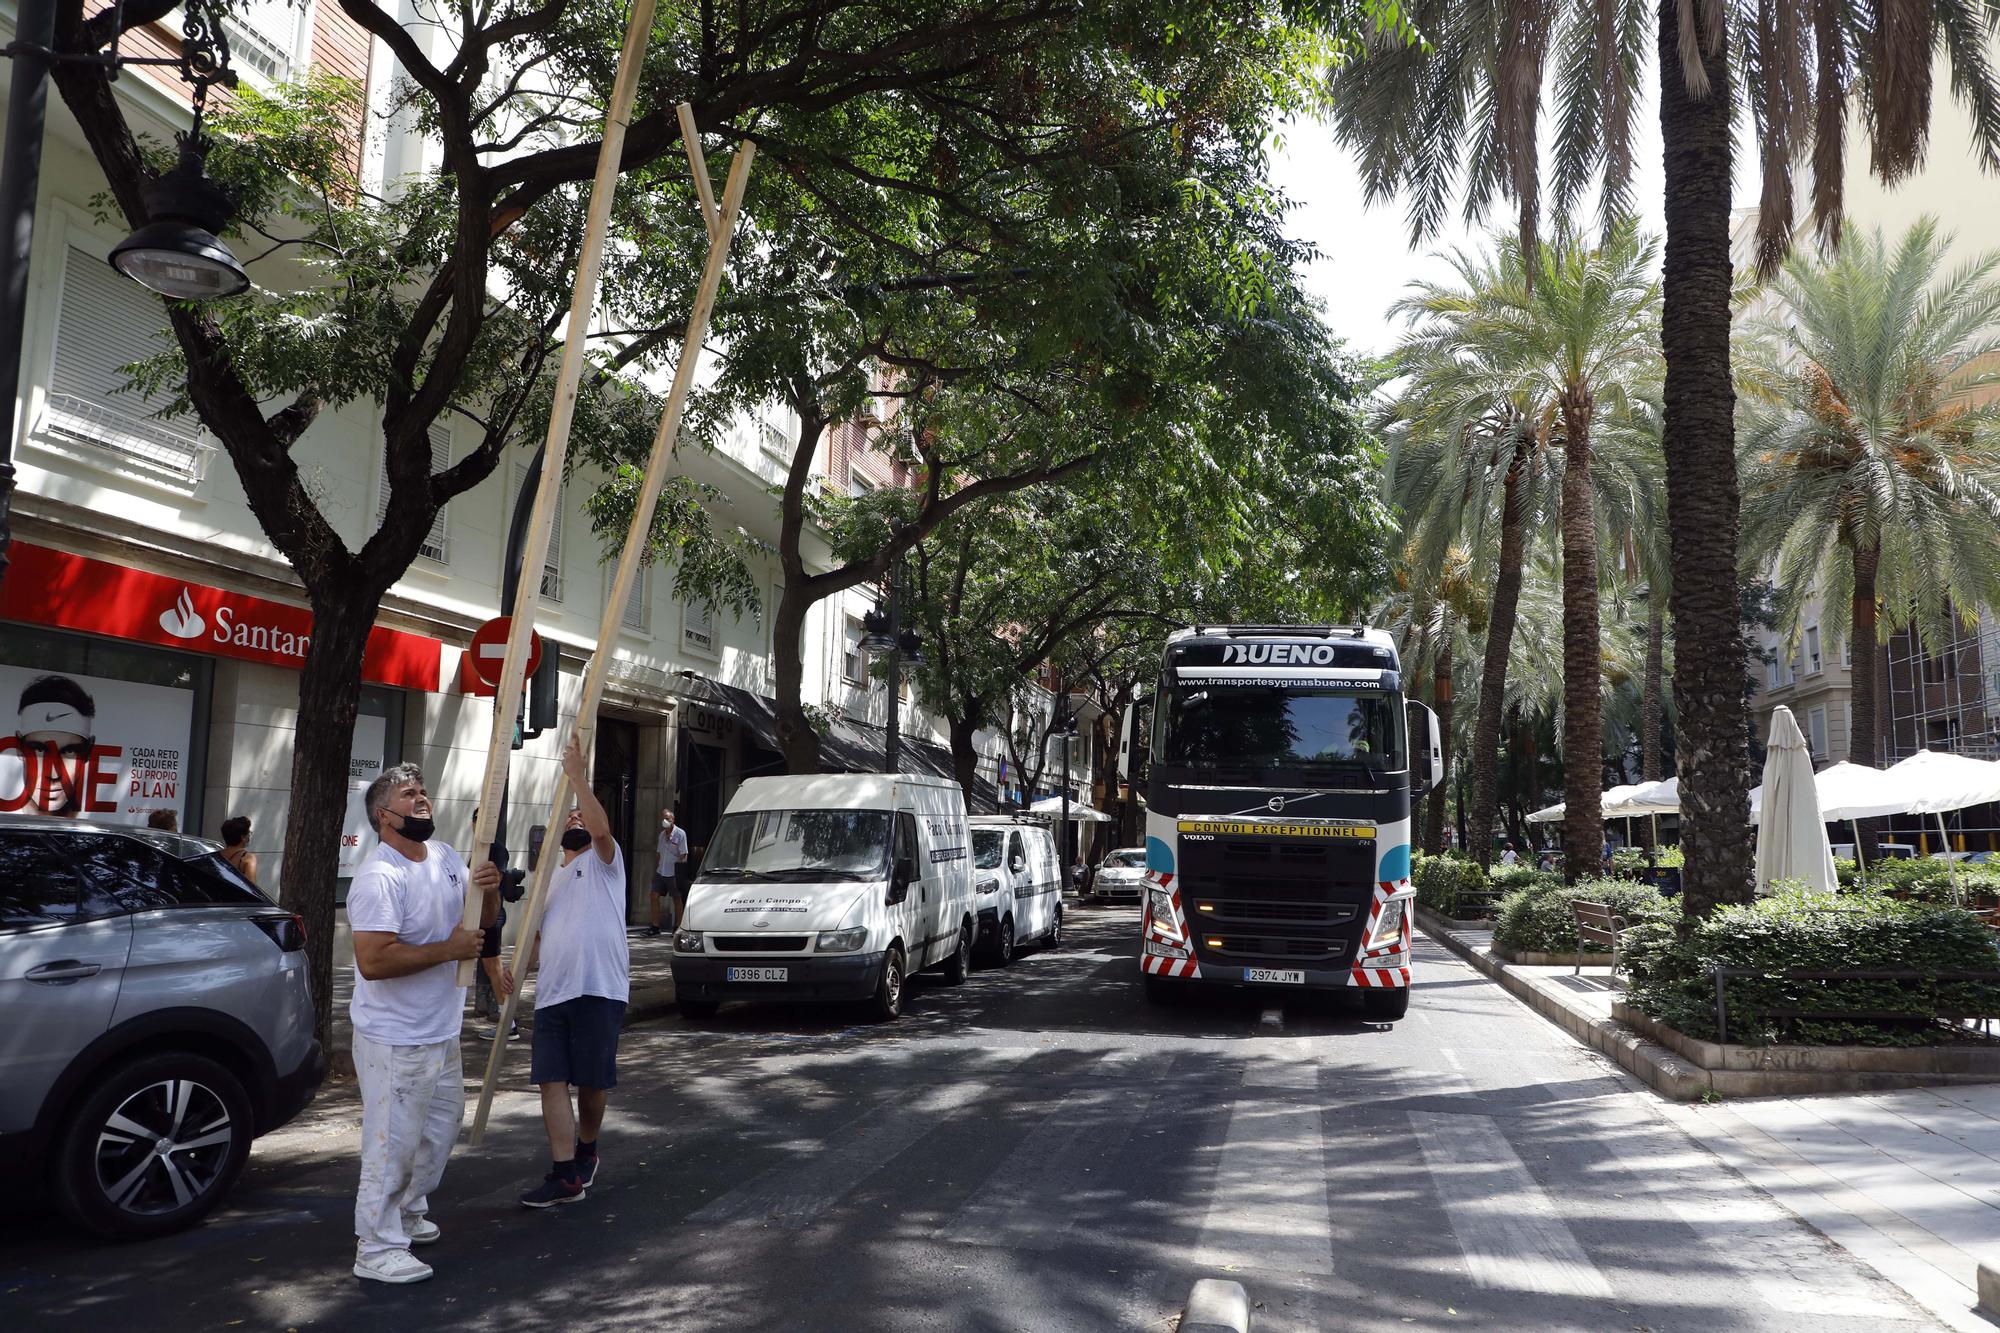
[1162,685,1404,775]
[703,809,890,880]
[972,830,1004,870]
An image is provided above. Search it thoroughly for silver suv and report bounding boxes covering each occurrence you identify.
[0,815,325,1239]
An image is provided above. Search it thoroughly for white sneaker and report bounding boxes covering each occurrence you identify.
[405,1217,440,1246]
[354,1248,434,1284]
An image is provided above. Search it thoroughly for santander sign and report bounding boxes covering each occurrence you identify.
[2,543,442,692]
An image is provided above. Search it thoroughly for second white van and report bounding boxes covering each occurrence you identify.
[671,773,976,1021]
[968,815,1063,964]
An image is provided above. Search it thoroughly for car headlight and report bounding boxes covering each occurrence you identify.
[816,927,869,953]
[673,929,705,953]
[1367,898,1406,950]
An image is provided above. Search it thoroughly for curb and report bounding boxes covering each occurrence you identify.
[1979,1260,1998,1319]
[1418,908,1712,1100]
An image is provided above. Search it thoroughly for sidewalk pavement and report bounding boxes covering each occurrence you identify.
[328,927,681,1073]
[1422,915,2000,1332]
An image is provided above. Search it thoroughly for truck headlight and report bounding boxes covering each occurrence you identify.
[1367,899,1406,950]
[815,927,868,953]
[673,928,705,953]
[1148,887,1176,925]
[1145,939,1190,959]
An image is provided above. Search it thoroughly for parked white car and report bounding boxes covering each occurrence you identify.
[671,774,975,1021]
[1091,846,1148,903]
[968,816,1063,963]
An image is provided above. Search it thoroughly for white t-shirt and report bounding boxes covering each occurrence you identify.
[346,840,471,1045]
[655,824,688,878]
[1500,849,1520,866]
[537,843,631,1009]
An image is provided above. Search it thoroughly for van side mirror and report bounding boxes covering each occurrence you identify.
[1008,853,1026,874]
[1406,700,1443,798]
[887,855,914,905]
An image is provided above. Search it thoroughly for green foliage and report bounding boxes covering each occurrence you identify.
[1412,851,1490,918]
[1489,863,1561,894]
[1858,857,2000,904]
[1624,885,2000,1046]
[1491,877,1677,955]
[1610,845,1683,876]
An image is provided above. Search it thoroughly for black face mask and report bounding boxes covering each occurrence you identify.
[560,827,594,852]
[393,811,436,843]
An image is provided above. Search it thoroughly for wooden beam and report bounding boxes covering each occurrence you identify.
[677,102,721,244]
[468,127,756,1146]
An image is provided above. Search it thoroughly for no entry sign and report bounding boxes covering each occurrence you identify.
[467,617,543,688]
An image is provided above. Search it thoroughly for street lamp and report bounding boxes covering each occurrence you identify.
[0,0,248,582]
[860,557,922,774]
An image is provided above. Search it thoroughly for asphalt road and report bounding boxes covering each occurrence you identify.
[0,906,1941,1331]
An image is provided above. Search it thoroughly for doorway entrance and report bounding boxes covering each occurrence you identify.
[678,738,726,879]
[593,717,640,899]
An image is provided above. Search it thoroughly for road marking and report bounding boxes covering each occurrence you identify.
[1192,1071,1333,1275]
[1408,1111,1613,1299]
[940,1080,1162,1251]
[688,1080,986,1228]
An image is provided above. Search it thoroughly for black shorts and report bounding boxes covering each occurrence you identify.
[530,995,626,1089]
[650,874,675,897]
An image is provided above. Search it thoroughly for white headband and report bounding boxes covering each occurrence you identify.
[18,703,91,738]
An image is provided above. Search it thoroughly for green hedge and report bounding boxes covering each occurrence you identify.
[1610,845,1683,877]
[1855,856,2000,903]
[1491,878,1678,955]
[1623,884,2000,1046]
[1411,852,1490,918]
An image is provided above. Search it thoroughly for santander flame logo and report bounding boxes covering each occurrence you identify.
[158,587,206,639]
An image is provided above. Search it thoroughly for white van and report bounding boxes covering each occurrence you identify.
[671,773,975,1021]
[968,815,1063,964]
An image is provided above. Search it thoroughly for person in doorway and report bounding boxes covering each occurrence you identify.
[14,674,95,818]
[219,815,257,884]
[345,764,500,1285]
[1499,841,1519,867]
[647,805,688,937]
[513,735,630,1208]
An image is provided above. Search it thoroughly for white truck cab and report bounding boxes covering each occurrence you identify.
[670,773,975,1021]
[968,815,1063,964]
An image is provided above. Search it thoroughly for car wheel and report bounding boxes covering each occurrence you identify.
[942,921,972,985]
[1142,974,1176,1005]
[679,1000,720,1021]
[1362,987,1411,1021]
[54,1051,253,1241]
[1046,909,1062,949]
[869,946,906,1021]
[996,916,1015,967]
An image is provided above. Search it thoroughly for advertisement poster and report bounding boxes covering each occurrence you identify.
[0,665,195,827]
[339,714,387,875]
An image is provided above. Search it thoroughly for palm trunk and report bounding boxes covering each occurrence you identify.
[1559,387,1603,883]
[1660,0,1755,921]
[1468,438,1531,866]
[1637,593,1665,848]
[1849,540,1880,766]
[1426,634,1453,855]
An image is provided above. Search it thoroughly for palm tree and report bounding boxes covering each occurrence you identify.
[1738,218,2000,772]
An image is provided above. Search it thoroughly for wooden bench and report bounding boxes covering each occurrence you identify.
[1570,900,1631,980]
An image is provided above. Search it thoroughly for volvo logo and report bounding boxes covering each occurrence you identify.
[1267,796,1285,812]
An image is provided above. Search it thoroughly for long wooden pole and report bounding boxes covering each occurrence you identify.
[468,126,755,1145]
[453,0,658,987]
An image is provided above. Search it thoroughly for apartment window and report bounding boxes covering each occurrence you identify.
[1807,705,1828,760]
[843,616,865,685]
[606,563,649,633]
[683,599,715,654]
[1766,657,1781,690]
[45,245,209,482]
[201,0,309,82]
[511,462,564,601]
[849,470,877,498]
[1805,625,1822,675]
[376,425,453,564]
[1842,637,1852,669]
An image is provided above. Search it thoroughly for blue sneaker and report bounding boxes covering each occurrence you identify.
[519,1170,585,1208]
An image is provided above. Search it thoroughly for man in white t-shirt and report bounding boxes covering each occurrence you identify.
[1500,842,1520,867]
[513,735,632,1207]
[345,763,500,1285]
[647,805,688,936]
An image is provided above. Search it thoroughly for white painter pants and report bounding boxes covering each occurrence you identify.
[352,1031,464,1259]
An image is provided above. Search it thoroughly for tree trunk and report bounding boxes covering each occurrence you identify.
[1468,438,1531,867]
[1559,386,1603,883]
[1637,592,1665,848]
[280,594,375,1053]
[772,578,823,774]
[1660,0,1755,921]
[1849,540,1880,766]
[1426,634,1453,855]
[947,712,981,806]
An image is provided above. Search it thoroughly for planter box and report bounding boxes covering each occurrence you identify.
[1493,945,1616,967]
[1612,999,2000,1094]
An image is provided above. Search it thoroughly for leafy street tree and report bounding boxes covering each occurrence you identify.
[47,0,1410,1043]
[1738,218,2000,771]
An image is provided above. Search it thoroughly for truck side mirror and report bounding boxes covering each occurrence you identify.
[1406,700,1443,798]
[887,855,914,905]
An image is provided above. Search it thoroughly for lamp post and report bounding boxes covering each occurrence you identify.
[859,556,922,774]
[0,0,248,584]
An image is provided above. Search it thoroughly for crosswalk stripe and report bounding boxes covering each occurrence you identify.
[939,1079,1162,1251]
[1191,1069,1334,1275]
[688,1080,987,1228]
[1408,1111,1614,1299]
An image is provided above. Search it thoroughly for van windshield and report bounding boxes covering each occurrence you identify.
[703,809,890,880]
[972,830,1003,870]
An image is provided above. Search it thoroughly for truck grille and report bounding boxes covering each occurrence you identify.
[711,935,810,952]
[1177,833,1375,969]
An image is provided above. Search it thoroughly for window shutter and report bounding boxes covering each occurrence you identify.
[46,246,206,479]
[218,0,304,80]
[376,425,451,563]
[683,599,713,652]
[611,564,649,632]
[512,462,563,601]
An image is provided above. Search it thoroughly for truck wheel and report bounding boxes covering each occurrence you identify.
[1142,974,1177,1005]
[868,946,906,1021]
[996,916,1015,967]
[942,922,972,985]
[679,1000,720,1021]
[54,1051,253,1240]
[1362,987,1411,1021]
